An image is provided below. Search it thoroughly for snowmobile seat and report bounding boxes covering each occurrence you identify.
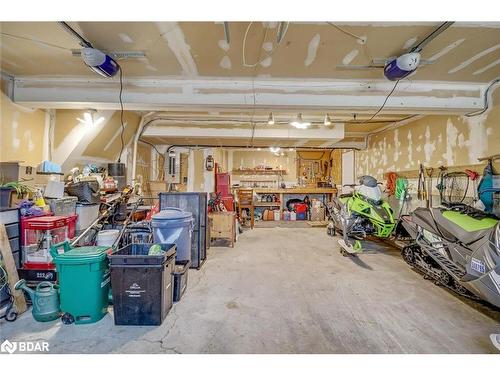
[434,209,498,245]
[411,207,457,242]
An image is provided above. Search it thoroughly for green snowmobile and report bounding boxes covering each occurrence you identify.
[327,175,396,255]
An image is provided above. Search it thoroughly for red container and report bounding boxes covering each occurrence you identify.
[216,173,231,197]
[67,214,78,239]
[221,196,234,211]
[22,215,69,266]
[295,203,308,214]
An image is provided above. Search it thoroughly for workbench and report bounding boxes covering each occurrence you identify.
[251,187,337,218]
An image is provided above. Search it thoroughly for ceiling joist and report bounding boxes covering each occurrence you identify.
[10,76,485,114]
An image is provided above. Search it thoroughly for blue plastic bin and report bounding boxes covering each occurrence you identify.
[151,207,193,262]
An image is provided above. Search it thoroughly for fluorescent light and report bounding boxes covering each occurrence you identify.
[267,112,275,125]
[269,147,280,153]
[94,116,105,126]
[324,114,332,126]
[290,113,310,129]
[77,109,103,127]
[289,148,295,151]
[84,112,92,123]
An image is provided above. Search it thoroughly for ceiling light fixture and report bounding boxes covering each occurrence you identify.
[267,112,275,125]
[324,114,332,126]
[269,147,280,153]
[290,113,310,129]
[77,109,104,127]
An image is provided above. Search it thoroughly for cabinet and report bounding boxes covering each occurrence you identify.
[215,173,231,197]
[209,212,236,247]
[0,208,21,268]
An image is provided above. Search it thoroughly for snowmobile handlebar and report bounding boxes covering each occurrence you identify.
[343,182,383,188]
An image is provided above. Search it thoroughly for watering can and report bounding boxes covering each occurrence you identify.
[15,279,61,322]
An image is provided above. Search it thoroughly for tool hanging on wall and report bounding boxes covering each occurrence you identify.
[425,167,434,208]
[417,164,427,203]
[385,172,398,196]
[465,169,480,204]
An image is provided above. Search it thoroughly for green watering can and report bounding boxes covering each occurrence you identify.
[15,279,61,322]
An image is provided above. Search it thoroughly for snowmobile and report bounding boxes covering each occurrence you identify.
[401,203,500,308]
[327,175,395,256]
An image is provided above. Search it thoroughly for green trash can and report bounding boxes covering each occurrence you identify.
[50,242,111,325]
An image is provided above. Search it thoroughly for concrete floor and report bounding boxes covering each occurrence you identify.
[1,227,499,354]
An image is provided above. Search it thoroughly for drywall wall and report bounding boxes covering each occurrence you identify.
[1,78,46,166]
[192,149,205,191]
[356,89,500,181]
[213,148,228,173]
[231,150,297,186]
[342,150,355,194]
[52,109,141,172]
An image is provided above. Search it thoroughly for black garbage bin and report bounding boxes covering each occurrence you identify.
[173,260,190,302]
[109,243,176,326]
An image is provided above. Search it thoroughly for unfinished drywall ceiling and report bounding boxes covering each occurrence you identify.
[2,21,498,151]
[1,22,499,82]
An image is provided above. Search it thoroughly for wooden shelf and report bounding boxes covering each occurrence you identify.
[254,202,281,207]
[36,171,64,175]
[232,169,287,175]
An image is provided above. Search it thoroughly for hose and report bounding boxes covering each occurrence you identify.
[386,172,398,196]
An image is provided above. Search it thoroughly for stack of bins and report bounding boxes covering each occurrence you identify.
[109,243,176,326]
[159,192,209,269]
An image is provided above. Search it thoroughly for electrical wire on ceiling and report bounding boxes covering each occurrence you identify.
[247,24,272,147]
[325,22,373,69]
[0,32,73,51]
[359,80,400,124]
[117,65,126,163]
[242,22,289,68]
[326,22,365,43]
[465,78,500,117]
[139,139,164,158]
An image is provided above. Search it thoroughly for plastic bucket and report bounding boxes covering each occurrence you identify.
[151,207,193,262]
[97,229,120,247]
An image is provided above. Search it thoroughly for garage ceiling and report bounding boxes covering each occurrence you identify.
[1,21,498,148]
[1,22,499,81]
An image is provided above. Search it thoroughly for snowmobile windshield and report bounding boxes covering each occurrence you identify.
[356,185,382,202]
[359,175,378,188]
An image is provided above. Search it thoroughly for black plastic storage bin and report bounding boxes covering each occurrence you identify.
[173,260,190,302]
[159,192,209,269]
[109,243,176,326]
